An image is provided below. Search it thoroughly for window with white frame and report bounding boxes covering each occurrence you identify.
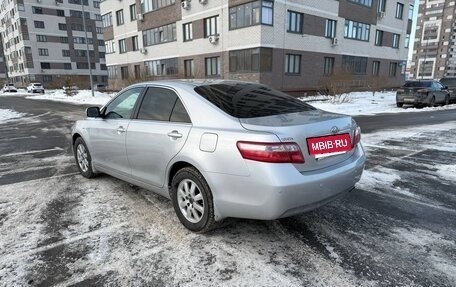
[132,36,139,51]
[130,4,137,21]
[204,16,219,37]
[372,61,380,76]
[324,57,334,75]
[325,19,337,38]
[143,23,176,46]
[38,48,49,56]
[183,22,193,41]
[375,30,383,46]
[119,39,126,53]
[141,0,175,13]
[205,57,220,76]
[285,54,301,74]
[287,10,303,33]
[378,0,386,12]
[102,12,112,27]
[116,9,124,25]
[395,3,404,19]
[344,20,370,41]
[405,33,410,48]
[144,58,178,76]
[392,33,400,48]
[349,0,372,7]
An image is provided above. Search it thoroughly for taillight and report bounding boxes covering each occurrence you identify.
[352,126,361,148]
[236,141,305,164]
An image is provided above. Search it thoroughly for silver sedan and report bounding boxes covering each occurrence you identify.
[72,80,365,232]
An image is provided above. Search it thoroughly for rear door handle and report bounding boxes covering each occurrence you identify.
[167,130,183,139]
[117,126,126,134]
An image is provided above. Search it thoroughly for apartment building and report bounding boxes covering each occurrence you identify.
[102,0,413,92]
[410,0,456,80]
[0,0,107,88]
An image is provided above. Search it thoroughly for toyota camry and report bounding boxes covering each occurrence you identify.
[72,80,365,232]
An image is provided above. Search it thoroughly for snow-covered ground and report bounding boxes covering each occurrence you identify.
[14,89,456,115]
[0,109,25,124]
[25,90,115,106]
[302,91,456,116]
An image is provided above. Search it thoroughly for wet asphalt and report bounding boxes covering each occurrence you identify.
[0,95,455,286]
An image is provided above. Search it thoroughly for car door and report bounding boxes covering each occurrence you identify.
[433,82,445,103]
[126,86,192,188]
[89,86,144,176]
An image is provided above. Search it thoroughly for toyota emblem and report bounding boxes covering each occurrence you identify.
[330,126,340,134]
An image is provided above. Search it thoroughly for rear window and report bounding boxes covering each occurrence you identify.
[439,78,456,86]
[194,83,315,118]
[404,81,432,88]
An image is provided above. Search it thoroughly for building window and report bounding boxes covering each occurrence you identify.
[34,21,45,29]
[229,47,272,73]
[99,52,105,59]
[324,57,335,75]
[205,57,220,76]
[229,0,273,30]
[57,9,65,17]
[349,0,372,7]
[70,10,90,19]
[41,62,51,69]
[372,61,380,76]
[116,9,124,25]
[69,0,88,5]
[38,48,49,56]
[204,16,219,37]
[183,22,193,41]
[64,63,72,70]
[142,0,175,13]
[102,12,112,27]
[74,37,87,44]
[94,1,100,8]
[378,0,386,12]
[95,14,102,21]
[130,4,137,21]
[75,50,87,57]
[143,23,177,46]
[105,40,116,53]
[98,40,105,46]
[405,33,410,48]
[108,66,117,79]
[58,23,67,30]
[60,36,69,43]
[184,59,194,78]
[36,35,47,42]
[287,10,303,34]
[344,20,370,41]
[375,30,383,46]
[119,39,127,53]
[32,6,43,14]
[101,64,107,70]
[285,54,301,74]
[392,33,400,48]
[389,62,397,77]
[342,55,367,74]
[121,66,129,80]
[96,27,103,34]
[43,75,53,82]
[62,50,70,57]
[325,19,337,38]
[144,58,178,76]
[408,4,414,20]
[395,3,404,19]
[132,36,139,51]
[77,62,89,69]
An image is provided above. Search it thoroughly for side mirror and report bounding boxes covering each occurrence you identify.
[444,86,449,90]
[86,107,101,118]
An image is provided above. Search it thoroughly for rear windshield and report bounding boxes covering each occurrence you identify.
[404,81,432,88]
[194,83,315,118]
[439,78,456,86]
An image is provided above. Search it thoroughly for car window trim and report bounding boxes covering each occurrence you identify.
[132,85,192,124]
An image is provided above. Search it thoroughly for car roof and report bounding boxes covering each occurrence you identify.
[126,79,265,90]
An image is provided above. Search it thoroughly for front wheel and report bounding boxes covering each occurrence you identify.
[396,102,403,108]
[170,167,216,233]
[429,96,436,107]
[73,137,96,178]
[444,95,450,106]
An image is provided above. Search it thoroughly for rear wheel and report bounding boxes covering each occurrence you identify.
[430,96,436,107]
[444,95,450,106]
[170,167,216,233]
[73,137,96,178]
[396,102,403,108]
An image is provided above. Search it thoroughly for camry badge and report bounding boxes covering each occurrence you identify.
[330,126,340,134]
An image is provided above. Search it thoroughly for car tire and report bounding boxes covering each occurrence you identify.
[73,137,96,178]
[170,167,216,233]
[444,95,450,106]
[396,102,403,108]
[430,96,436,107]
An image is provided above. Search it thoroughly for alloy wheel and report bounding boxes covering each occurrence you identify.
[176,179,205,223]
[76,144,89,172]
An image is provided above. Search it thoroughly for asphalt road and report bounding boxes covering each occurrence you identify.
[0,95,455,287]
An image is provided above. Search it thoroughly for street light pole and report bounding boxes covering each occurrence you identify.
[81,2,94,97]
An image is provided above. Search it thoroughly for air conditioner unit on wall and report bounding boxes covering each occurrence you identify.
[181,0,190,10]
[331,37,338,46]
[139,48,147,54]
[377,11,385,18]
[208,35,219,44]
[137,14,144,21]
[199,0,207,4]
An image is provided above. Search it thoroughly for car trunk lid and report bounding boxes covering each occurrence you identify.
[239,109,356,172]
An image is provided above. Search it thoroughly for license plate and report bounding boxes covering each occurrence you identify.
[404,98,415,103]
[307,133,352,157]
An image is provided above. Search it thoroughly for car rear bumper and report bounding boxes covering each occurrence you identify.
[204,143,366,221]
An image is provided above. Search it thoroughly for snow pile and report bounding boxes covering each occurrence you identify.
[26,89,115,106]
[0,109,25,124]
[303,91,456,116]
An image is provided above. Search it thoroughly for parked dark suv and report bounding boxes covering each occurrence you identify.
[439,77,456,103]
[396,80,450,108]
